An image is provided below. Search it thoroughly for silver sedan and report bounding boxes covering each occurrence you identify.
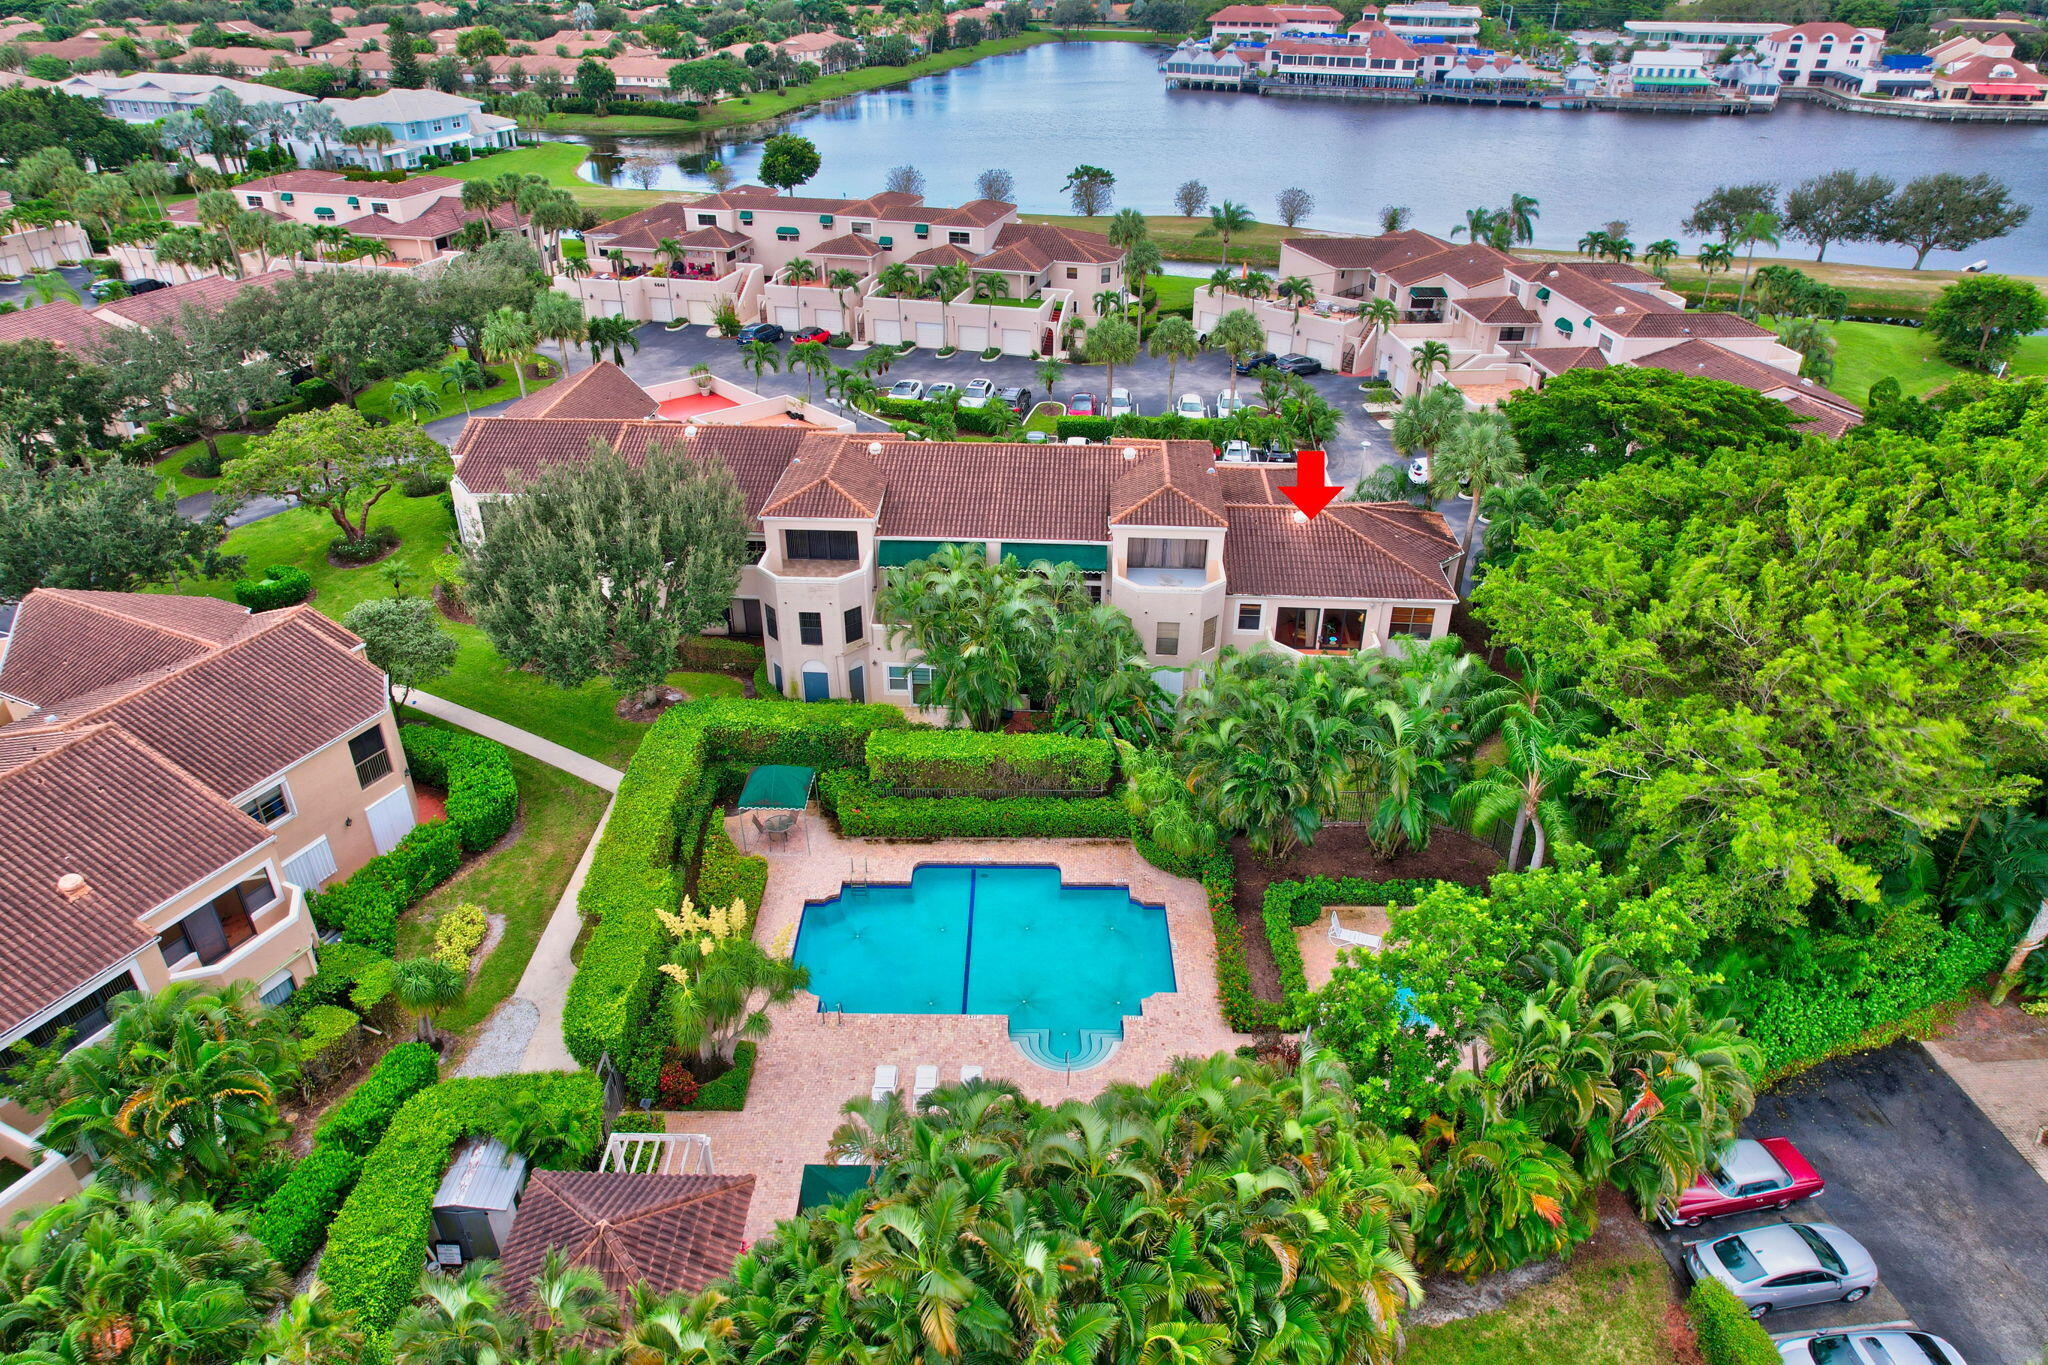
[1775,1329,1966,1364]
[1685,1222,1878,1318]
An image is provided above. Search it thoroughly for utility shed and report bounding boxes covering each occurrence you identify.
[431,1137,528,1265]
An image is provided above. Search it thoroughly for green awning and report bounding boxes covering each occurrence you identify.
[738,765,814,811]
[1001,542,1109,571]
[1554,317,1574,334]
[798,1164,873,1213]
[1409,286,1449,299]
[877,539,983,567]
[1635,74,1716,87]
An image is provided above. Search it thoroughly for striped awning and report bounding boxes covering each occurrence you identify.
[1001,542,1109,571]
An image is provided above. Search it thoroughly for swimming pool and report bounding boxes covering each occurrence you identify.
[793,864,1176,1070]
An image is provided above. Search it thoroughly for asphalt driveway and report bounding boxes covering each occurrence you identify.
[1653,1041,2048,1364]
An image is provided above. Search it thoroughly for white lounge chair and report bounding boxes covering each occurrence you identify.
[959,1065,984,1084]
[1327,910,1382,951]
[913,1064,939,1100]
[870,1064,898,1102]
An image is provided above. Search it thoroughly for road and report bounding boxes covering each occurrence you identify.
[1652,1042,2048,1364]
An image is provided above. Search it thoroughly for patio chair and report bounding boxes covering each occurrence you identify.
[871,1064,898,1102]
[959,1065,984,1084]
[1327,910,1382,952]
[913,1065,939,1101]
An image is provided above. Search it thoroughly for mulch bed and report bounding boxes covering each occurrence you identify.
[1935,996,2048,1063]
[433,584,473,624]
[1228,825,1502,1001]
[615,686,696,723]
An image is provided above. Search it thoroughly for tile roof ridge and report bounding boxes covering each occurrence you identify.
[0,720,99,779]
[1323,510,1459,597]
[64,608,373,727]
[37,588,248,649]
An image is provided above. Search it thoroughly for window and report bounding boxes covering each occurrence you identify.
[315,206,337,219]
[1154,621,1180,656]
[1791,1224,1847,1274]
[765,604,779,639]
[948,230,970,245]
[1201,615,1218,651]
[843,605,863,643]
[697,212,717,226]
[745,538,766,561]
[886,663,936,698]
[1128,537,1207,570]
[157,873,276,970]
[1100,267,1112,283]
[370,201,388,214]
[1066,267,1078,280]
[240,783,291,825]
[259,970,297,1006]
[1499,327,1527,343]
[244,194,262,206]
[1388,606,1435,638]
[784,528,858,560]
[349,725,392,787]
[1237,603,1262,631]
[851,221,871,235]
[798,611,823,646]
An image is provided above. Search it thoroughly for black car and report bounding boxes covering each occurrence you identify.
[996,385,1033,413]
[735,322,784,343]
[125,278,169,295]
[1234,351,1280,375]
[1274,353,1323,376]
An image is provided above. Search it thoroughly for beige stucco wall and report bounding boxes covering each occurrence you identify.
[0,221,89,276]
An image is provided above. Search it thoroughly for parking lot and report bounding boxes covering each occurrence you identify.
[1652,1041,2048,1363]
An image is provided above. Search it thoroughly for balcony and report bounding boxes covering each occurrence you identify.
[164,884,309,987]
[1274,605,1370,654]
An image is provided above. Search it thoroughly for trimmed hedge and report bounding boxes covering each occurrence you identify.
[321,1071,604,1332]
[251,1143,361,1273]
[681,1040,755,1110]
[821,771,1130,840]
[676,635,767,674]
[564,700,909,1066]
[695,818,767,924]
[399,726,517,854]
[279,941,391,1023]
[864,730,1114,794]
[233,564,313,611]
[307,820,463,954]
[297,1004,360,1064]
[1686,1280,1780,1365]
[1260,876,1453,1007]
[1134,838,1279,1032]
[312,1041,440,1156]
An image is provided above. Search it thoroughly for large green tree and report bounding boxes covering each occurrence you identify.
[228,270,449,408]
[1878,171,2030,270]
[1498,366,1799,485]
[0,460,237,597]
[1781,169,1893,263]
[342,597,457,703]
[94,303,291,461]
[0,339,122,465]
[1925,274,2048,370]
[225,406,449,544]
[757,133,820,194]
[463,437,748,706]
[430,236,546,363]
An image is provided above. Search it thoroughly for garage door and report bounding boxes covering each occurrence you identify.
[649,298,674,323]
[1000,327,1033,356]
[1265,330,1290,353]
[1306,338,1336,365]
[957,325,987,352]
[914,321,945,349]
[816,308,843,331]
[775,306,800,329]
[872,319,902,346]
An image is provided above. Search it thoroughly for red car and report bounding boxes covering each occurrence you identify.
[789,325,832,345]
[1667,1138,1823,1226]
[1066,392,1099,416]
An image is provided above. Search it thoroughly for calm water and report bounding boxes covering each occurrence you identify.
[559,41,2048,272]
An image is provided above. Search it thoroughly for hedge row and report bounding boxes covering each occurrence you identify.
[685,1039,756,1110]
[1686,1281,1780,1365]
[695,818,767,924]
[307,820,462,954]
[820,771,1130,840]
[1054,413,1264,443]
[564,699,909,1066]
[864,730,1114,794]
[320,1071,604,1332]
[233,564,313,611]
[675,635,767,675]
[297,1004,359,1065]
[280,941,393,1024]
[1134,838,1281,1032]
[399,725,518,854]
[314,1042,441,1155]
[873,395,1017,435]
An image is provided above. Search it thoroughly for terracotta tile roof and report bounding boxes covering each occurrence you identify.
[0,301,122,352]
[676,225,750,249]
[0,724,269,1035]
[1939,54,2048,82]
[1457,294,1539,324]
[760,433,887,518]
[584,202,701,252]
[1221,501,1459,601]
[452,418,809,519]
[1386,243,1519,288]
[0,590,250,706]
[1557,261,1664,286]
[809,232,884,258]
[346,201,518,242]
[1634,338,1861,434]
[920,198,1014,227]
[903,243,977,268]
[977,222,1121,270]
[1210,4,1343,20]
[497,1172,754,1310]
[1604,310,1770,339]
[1281,229,1452,271]
[1108,442,1227,528]
[1518,345,1607,375]
[502,362,657,420]
[95,270,292,331]
[233,168,355,194]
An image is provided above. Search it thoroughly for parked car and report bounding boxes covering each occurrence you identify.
[1668,1139,1824,1227]
[926,382,958,404]
[1262,442,1296,463]
[1684,1222,1877,1319]
[1215,392,1250,418]
[1107,387,1135,417]
[1234,351,1279,375]
[1064,435,1091,445]
[1025,429,1051,443]
[1220,439,1256,463]
[959,378,997,408]
[1174,393,1208,420]
[887,379,925,401]
[789,325,832,345]
[1274,353,1324,376]
[1407,454,1431,484]
[1066,392,1099,416]
[997,385,1033,413]
[735,322,785,343]
[1775,1330,1965,1364]
[126,278,169,295]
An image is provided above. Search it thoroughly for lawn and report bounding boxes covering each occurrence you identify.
[1148,274,1197,316]
[392,735,609,1036]
[442,143,669,216]
[355,354,556,425]
[1824,319,2048,402]
[153,434,247,500]
[1024,212,1310,269]
[1404,1238,1680,1365]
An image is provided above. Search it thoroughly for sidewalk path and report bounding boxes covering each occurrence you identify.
[515,797,615,1073]
[408,692,623,792]
[1923,999,2048,1183]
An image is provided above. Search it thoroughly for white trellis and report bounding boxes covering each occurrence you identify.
[602,1130,715,1176]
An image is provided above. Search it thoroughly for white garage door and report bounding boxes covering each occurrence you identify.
[1000,328,1033,356]
[956,325,987,352]
[914,321,945,349]
[1306,338,1336,365]
[365,788,417,855]
[1264,330,1290,353]
[872,319,902,346]
[816,308,843,331]
[649,298,674,323]
[774,306,800,329]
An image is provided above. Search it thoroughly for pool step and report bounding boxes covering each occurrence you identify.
[1010,1027,1121,1073]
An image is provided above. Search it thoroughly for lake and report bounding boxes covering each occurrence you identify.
[554,40,2048,273]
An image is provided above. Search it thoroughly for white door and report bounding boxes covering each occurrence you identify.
[914,321,945,349]
[1306,338,1336,365]
[282,836,339,889]
[1001,328,1033,355]
[872,318,902,345]
[957,325,987,352]
[816,307,843,331]
[775,306,800,329]
[650,298,674,323]
[365,788,417,855]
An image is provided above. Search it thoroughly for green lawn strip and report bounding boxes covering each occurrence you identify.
[1403,1240,1678,1365]
[170,492,453,614]
[153,434,247,499]
[441,143,670,214]
[355,354,555,425]
[1025,212,1306,269]
[391,740,609,1035]
[1147,274,1197,316]
[1023,400,1064,436]
[1824,319,2048,401]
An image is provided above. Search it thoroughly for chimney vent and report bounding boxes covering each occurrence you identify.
[56,873,89,901]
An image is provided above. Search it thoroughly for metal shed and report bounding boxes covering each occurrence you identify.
[431,1137,528,1266]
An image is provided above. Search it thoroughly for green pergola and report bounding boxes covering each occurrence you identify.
[737,765,816,851]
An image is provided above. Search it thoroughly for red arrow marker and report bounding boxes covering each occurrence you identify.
[1280,449,1341,520]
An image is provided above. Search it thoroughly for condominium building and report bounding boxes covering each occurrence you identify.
[286,89,517,171]
[0,193,89,277]
[1620,18,1782,50]
[1204,4,1345,41]
[53,70,315,122]
[1753,22,1886,87]
[1382,2,1482,41]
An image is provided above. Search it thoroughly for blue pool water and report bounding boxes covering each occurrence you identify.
[793,865,1176,1070]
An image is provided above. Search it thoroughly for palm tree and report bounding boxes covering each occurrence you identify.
[1576,227,1612,260]
[1238,269,1274,299]
[1643,238,1680,277]
[1208,307,1266,402]
[1204,199,1254,265]
[927,261,970,300]
[387,380,440,424]
[1207,264,1240,297]
[1124,238,1162,308]
[970,270,1007,301]
[1431,410,1524,584]
[655,235,686,272]
[829,266,864,315]
[1410,338,1452,387]
[1452,710,1579,870]
[1035,355,1065,396]
[1696,240,1735,305]
[259,1285,367,1365]
[1148,314,1205,400]
[671,938,808,1067]
[294,102,347,165]
[392,1262,517,1365]
[585,313,639,365]
[740,338,781,385]
[789,339,831,397]
[855,345,898,379]
[340,121,399,168]
[526,1248,620,1361]
[392,958,465,1048]
[530,289,587,374]
[439,356,488,413]
[22,270,80,305]
[1275,274,1315,347]
[1391,382,1465,467]
[481,305,537,398]
[875,261,918,298]
[1732,210,1781,313]
[1450,206,1497,244]
[1106,205,1149,248]
[781,255,820,286]
[1505,192,1540,245]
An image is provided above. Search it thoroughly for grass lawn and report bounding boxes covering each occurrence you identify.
[1824,319,2048,402]
[1026,212,1305,269]
[355,354,555,426]
[1023,400,1064,436]
[1404,1238,1680,1365]
[153,434,248,500]
[1148,274,1197,316]
[393,736,609,1035]
[442,143,669,216]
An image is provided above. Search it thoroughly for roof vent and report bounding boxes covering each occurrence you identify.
[56,873,90,901]
[1290,510,1309,524]
[684,423,699,439]
[1121,446,1138,460]
[867,441,884,456]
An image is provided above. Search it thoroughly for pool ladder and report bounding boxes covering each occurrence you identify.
[846,858,875,900]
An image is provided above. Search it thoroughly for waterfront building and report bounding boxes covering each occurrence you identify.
[1930,55,2048,103]
[1159,38,1264,89]
[1625,48,1719,95]
[1927,31,2017,65]
[1382,2,1481,41]
[1620,18,1781,51]
[1753,22,1886,88]
[1204,4,1344,41]
[288,89,517,171]
[53,70,314,122]
[1260,33,1424,88]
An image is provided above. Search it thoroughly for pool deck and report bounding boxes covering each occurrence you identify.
[668,817,1251,1245]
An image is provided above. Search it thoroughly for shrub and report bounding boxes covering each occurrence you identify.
[350,957,397,1019]
[686,1039,755,1110]
[296,377,340,406]
[400,468,448,497]
[1686,1280,1780,1365]
[321,1071,604,1332]
[696,819,767,926]
[181,445,225,478]
[1260,876,1452,1006]
[865,730,1114,794]
[1054,415,1113,441]
[330,524,401,563]
[820,771,1130,840]
[233,564,314,611]
[981,346,1000,359]
[610,1111,664,1134]
[829,332,852,347]
[308,820,464,954]
[400,726,517,853]
[296,1004,360,1064]
[280,941,391,1021]
[313,1041,439,1156]
[675,635,767,675]
[251,1143,362,1273]
[657,1050,700,1107]
[1136,840,1278,1031]
[433,903,488,974]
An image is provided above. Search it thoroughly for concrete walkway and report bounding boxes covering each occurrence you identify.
[408,692,623,792]
[514,797,615,1073]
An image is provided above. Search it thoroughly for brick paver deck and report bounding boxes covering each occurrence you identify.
[669,820,1251,1244]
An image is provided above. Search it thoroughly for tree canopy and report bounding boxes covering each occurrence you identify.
[0,461,237,597]
[0,339,124,466]
[224,405,450,544]
[757,133,821,193]
[228,271,450,407]
[1498,366,1800,485]
[1925,274,2048,371]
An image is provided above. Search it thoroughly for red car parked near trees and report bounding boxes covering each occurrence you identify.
[1667,1138,1824,1226]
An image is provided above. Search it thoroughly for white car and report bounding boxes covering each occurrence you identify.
[1107,387,1135,417]
[887,379,925,401]
[1174,393,1208,420]
[926,382,958,403]
[1064,435,1092,445]
[1220,439,1255,463]
[1215,392,1249,418]
[1407,454,1431,484]
[958,378,996,408]
[1775,1330,1965,1365]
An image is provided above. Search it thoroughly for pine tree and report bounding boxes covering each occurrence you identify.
[388,31,424,88]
